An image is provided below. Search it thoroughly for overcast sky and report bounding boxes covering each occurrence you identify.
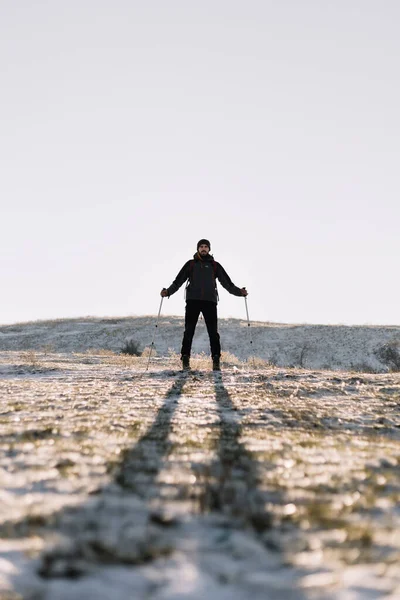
[1,1,399,326]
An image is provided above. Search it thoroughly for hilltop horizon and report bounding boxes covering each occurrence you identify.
[2,313,399,329]
[1,314,399,374]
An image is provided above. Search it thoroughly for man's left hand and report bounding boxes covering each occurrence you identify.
[241,288,248,296]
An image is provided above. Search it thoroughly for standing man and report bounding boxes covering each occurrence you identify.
[161,239,248,371]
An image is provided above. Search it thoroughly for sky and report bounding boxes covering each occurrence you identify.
[1,1,399,326]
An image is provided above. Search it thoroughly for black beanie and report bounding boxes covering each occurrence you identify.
[197,238,211,250]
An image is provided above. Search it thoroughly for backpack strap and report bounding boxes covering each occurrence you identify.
[187,260,195,282]
[184,260,195,299]
[212,261,219,301]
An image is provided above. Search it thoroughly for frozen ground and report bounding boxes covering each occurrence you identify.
[0,318,400,599]
[0,315,399,372]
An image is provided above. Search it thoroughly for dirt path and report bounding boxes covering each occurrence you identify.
[0,351,399,599]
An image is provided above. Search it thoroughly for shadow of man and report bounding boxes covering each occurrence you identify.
[116,371,189,499]
[200,373,278,532]
[37,371,189,579]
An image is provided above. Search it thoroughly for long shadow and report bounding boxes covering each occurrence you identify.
[115,371,188,497]
[14,371,190,580]
[195,374,310,599]
[4,369,312,600]
[202,373,285,531]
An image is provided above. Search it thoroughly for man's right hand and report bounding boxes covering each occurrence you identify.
[160,288,169,297]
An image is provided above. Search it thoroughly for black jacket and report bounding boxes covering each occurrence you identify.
[167,253,243,304]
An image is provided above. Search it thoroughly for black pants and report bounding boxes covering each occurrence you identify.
[181,300,221,358]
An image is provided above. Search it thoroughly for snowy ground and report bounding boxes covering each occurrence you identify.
[0,318,400,599]
[0,315,399,372]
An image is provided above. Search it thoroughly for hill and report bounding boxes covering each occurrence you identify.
[0,316,399,372]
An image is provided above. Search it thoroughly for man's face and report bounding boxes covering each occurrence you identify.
[198,244,210,256]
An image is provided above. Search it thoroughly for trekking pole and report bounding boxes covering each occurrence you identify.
[244,295,254,364]
[145,297,164,371]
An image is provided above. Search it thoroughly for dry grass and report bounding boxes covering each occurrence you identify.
[220,351,242,366]
[19,350,40,367]
[246,355,272,369]
[141,346,157,358]
[88,348,116,356]
[150,350,272,371]
[190,352,211,370]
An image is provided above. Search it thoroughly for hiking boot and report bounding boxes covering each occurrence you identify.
[181,355,190,371]
[212,355,221,371]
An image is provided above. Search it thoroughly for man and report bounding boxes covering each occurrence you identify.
[161,239,248,371]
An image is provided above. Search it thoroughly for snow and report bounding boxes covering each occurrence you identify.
[0,315,399,372]
[0,316,399,599]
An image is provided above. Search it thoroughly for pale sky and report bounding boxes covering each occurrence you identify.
[1,1,399,326]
